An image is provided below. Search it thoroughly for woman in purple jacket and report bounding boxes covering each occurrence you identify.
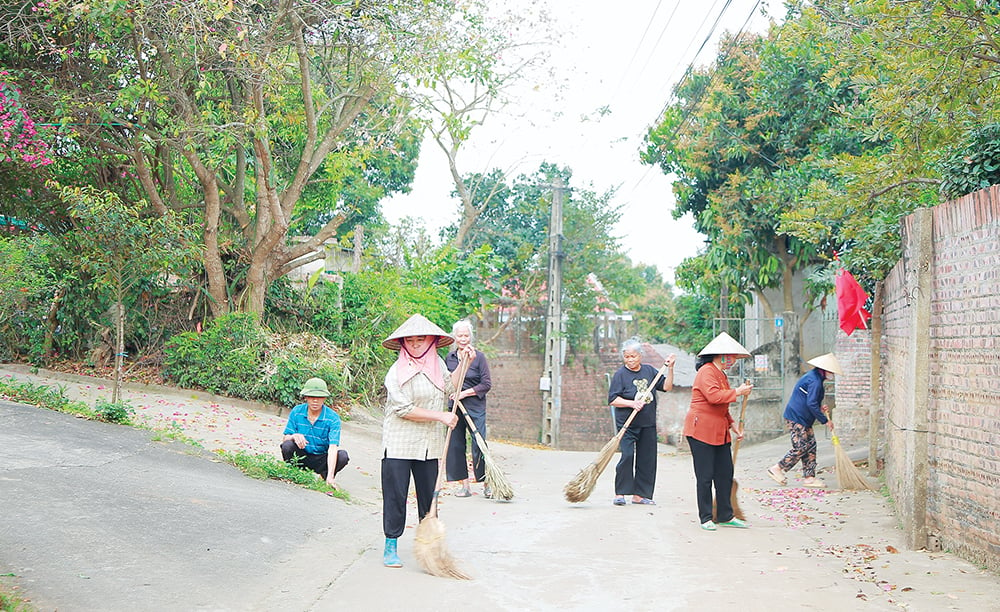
[444,319,494,498]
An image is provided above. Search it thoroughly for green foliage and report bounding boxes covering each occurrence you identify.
[94,398,134,425]
[0,582,33,612]
[216,450,348,500]
[0,376,97,420]
[0,235,56,363]
[163,313,349,407]
[662,292,716,356]
[937,124,1000,200]
[442,162,648,353]
[163,313,266,395]
[0,0,511,315]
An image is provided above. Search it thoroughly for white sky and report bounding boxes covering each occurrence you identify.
[382,0,775,286]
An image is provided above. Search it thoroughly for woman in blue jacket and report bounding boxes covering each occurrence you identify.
[767,353,843,488]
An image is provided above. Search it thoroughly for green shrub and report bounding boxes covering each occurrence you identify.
[163,312,350,407]
[163,313,266,396]
[94,399,134,425]
[0,235,56,364]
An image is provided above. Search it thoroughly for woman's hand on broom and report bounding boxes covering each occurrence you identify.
[439,411,459,428]
[822,405,835,432]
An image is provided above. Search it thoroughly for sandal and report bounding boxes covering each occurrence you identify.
[802,478,826,488]
[613,496,627,506]
[632,497,656,505]
[454,487,472,497]
[767,466,787,486]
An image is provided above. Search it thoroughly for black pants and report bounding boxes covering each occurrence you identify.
[381,457,438,539]
[280,440,349,479]
[614,424,657,499]
[446,409,487,482]
[686,436,735,524]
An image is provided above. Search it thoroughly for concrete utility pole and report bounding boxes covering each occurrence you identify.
[540,178,565,447]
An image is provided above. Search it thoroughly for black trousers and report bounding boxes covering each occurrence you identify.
[446,409,487,482]
[686,436,735,524]
[280,440,349,479]
[614,424,657,499]
[381,457,438,539]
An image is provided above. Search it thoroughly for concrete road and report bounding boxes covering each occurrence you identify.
[1,366,999,611]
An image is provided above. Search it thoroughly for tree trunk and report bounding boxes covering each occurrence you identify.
[113,300,125,404]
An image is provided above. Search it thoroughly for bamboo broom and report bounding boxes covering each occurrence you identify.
[413,356,472,579]
[728,390,750,520]
[711,386,749,521]
[832,432,875,491]
[564,364,669,503]
[455,398,514,500]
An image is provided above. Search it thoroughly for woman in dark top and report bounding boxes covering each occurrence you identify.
[444,319,493,498]
[607,337,675,506]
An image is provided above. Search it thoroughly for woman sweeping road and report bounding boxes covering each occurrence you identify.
[444,319,493,498]
[379,314,469,569]
[684,332,753,531]
[607,337,675,506]
[767,353,842,488]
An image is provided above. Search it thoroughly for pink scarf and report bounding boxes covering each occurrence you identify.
[394,336,445,390]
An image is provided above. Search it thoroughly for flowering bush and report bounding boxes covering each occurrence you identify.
[0,78,53,168]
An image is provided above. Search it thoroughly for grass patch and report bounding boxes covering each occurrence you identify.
[148,421,204,449]
[0,376,94,419]
[216,450,350,501]
[0,574,34,612]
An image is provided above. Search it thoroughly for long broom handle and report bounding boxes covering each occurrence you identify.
[731,389,750,466]
[429,354,471,513]
[455,398,488,447]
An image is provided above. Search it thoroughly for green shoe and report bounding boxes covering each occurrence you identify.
[700,520,717,531]
[718,517,749,529]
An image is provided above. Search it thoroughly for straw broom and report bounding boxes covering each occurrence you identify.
[832,432,875,491]
[564,364,669,503]
[455,398,514,500]
[724,391,750,520]
[413,356,472,580]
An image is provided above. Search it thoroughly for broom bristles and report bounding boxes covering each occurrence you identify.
[481,443,514,501]
[832,435,875,491]
[413,516,471,580]
[564,435,619,502]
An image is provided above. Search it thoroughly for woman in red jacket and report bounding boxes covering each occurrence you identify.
[684,332,754,531]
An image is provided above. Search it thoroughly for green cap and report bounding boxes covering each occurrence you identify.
[299,377,330,397]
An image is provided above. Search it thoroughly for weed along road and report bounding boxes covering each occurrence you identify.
[1,371,999,610]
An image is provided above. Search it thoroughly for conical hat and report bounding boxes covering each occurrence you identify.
[807,353,843,375]
[698,331,751,357]
[382,314,454,350]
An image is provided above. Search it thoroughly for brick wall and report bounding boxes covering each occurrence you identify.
[486,348,690,451]
[879,186,1000,572]
[487,352,622,451]
[833,329,874,445]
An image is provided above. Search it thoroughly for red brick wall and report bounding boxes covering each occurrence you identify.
[880,186,1000,572]
[486,353,622,451]
[833,329,873,445]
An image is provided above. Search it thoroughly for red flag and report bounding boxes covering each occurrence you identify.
[835,268,870,335]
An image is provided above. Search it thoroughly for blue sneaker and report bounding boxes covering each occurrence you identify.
[383,538,402,567]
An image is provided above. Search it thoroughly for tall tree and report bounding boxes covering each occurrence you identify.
[777,0,1000,279]
[643,27,876,323]
[412,3,556,249]
[448,162,645,350]
[0,0,503,315]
